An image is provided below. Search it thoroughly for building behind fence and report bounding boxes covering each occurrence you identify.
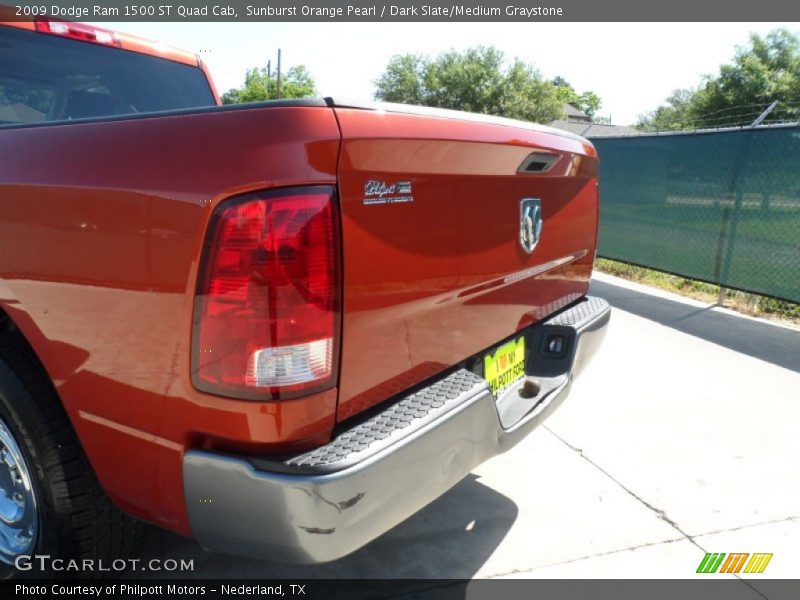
[591,124,800,304]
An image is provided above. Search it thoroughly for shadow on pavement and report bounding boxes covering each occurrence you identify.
[134,474,518,579]
[590,279,800,373]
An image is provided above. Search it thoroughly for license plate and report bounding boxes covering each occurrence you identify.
[483,336,525,397]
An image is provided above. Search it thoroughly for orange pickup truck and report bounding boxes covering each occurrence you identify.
[0,17,609,570]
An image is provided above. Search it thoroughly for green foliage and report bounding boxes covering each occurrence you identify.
[374,46,567,124]
[638,29,800,131]
[499,59,563,123]
[637,89,696,131]
[422,47,506,114]
[374,53,427,105]
[220,64,317,105]
[552,77,602,118]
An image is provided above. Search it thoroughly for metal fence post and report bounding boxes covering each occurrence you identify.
[718,136,752,305]
[716,104,777,305]
[714,207,731,305]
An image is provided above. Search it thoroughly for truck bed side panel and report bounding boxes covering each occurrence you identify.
[0,106,340,533]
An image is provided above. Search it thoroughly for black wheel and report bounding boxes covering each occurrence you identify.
[0,333,141,577]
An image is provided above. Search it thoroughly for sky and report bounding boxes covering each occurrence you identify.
[98,21,798,125]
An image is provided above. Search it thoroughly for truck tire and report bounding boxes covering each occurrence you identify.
[0,334,141,577]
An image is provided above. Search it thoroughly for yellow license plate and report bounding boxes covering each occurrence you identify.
[484,336,526,397]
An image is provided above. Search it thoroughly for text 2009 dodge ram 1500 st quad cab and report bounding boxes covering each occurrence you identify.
[0,17,609,570]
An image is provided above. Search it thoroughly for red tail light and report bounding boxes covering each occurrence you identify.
[192,186,340,400]
[34,19,121,47]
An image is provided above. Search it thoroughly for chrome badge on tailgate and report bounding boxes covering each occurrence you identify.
[363,180,414,205]
[520,198,543,254]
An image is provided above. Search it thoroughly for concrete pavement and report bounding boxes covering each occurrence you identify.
[136,273,800,584]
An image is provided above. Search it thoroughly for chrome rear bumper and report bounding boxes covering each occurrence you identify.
[183,296,610,563]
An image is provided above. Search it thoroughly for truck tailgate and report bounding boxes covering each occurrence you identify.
[334,106,600,421]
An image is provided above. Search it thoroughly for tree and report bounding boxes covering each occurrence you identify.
[551,77,602,118]
[373,53,427,105]
[692,29,800,126]
[374,46,565,124]
[221,65,317,105]
[638,29,800,131]
[637,88,696,131]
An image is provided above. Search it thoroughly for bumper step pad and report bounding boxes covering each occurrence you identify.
[284,370,486,472]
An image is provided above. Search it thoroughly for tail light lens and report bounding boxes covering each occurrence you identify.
[192,186,340,400]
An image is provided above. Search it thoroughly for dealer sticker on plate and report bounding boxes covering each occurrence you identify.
[484,336,526,397]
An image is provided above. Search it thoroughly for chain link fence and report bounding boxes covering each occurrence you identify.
[591,124,800,304]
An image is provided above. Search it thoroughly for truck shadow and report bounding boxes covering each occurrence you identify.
[589,278,800,373]
[134,473,517,579]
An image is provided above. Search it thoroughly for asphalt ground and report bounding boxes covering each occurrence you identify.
[137,272,800,587]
